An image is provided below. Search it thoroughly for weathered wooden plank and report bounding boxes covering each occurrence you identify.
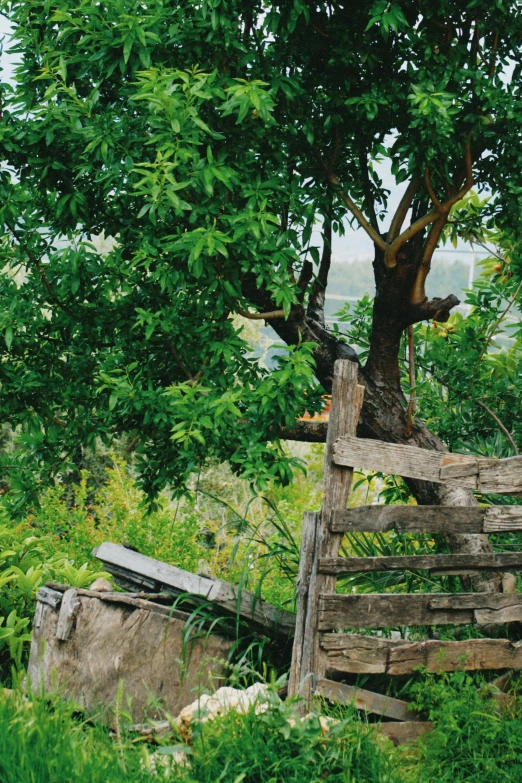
[330,505,485,533]
[319,552,522,575]
[36,586,63,609]
[484,506,522,532]
[318,594,474,629]
[333,437,522,493]
[378,721,432,746]
[315,678,419,721]
[288,511,320,700]
[319,593,522,629]
[321,633,407,674]
[55,588,80,641]
[289,361,364,712]
[330,505,522,534]
[477,458,522,494]
[333,436,473,486]
[321,634,522,674]
[94,542,295,640]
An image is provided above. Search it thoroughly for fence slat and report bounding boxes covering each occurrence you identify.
[315,678,419,721]
[330,505,522,533]
[321,634,522,674]
[332,436,522,493]
[318,593,522,629]
[319,552,522,575]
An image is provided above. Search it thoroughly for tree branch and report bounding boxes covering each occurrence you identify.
[358,148,379,231]
[387,178,422,241]
[307,198,333,325]
[237,307,286,320]
[313,148,387,251]
[385,141,474,268]
[476,400,519,455]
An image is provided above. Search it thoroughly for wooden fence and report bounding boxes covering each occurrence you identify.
[288,359,522,743]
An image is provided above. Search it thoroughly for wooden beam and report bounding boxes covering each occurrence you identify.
[317,593,522,629]
[315,678,420,721]
[319,552,522,575]
[93,542,295,641]
[333,436,522,494]
[321,633,522,674]
[288,361,364,712]
[330,505,522,534]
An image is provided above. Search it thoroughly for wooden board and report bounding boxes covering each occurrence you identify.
[318,593,522,629]
[321,633,522,674]
[333,436,522,494]
[315,678,419,721]
[330,505,522,534]
[28,591,233,725]
[94,542,295,641]
[319,552,522,576]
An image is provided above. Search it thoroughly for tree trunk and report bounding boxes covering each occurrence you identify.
[247,242,503,593]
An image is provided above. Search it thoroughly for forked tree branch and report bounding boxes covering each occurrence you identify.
[313,148,388,252]
[385,140,474,268]
[387,177,421,241]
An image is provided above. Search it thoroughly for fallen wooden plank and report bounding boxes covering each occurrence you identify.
[319,552,522,575]
[318,593,474,629]
[378,721,432,746]
[321,634,522,674]
[333,436,522,494]
[315,678,419,721]
[93,543,295,640]
[330,505,522,534]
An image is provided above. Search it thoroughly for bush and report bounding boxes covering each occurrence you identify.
[403,671,522,783]
[0,508,108,678]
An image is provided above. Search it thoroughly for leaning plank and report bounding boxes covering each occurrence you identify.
[378,722,433,746]
[315,678,419,721]
[55,588,81,641]
[330,505,522,534]
[333,437,522,493]
[319,552,522,575]
[93,543,295,640]
[321,634,522,674]
[319,593,522,629]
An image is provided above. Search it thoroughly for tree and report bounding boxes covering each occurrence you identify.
[0,0,521,578]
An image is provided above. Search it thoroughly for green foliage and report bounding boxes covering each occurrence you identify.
[181,693,399,783]
[0,690,154,783]
[1,0,522,506]
[337,234,522,461]
[403,673,522,783]
[0,508,109,676]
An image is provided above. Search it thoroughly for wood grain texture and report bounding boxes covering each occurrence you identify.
[321,634,522,674]
[333,437,522,494]
[318,593,474,629]
[315,678,419,721]
[28,593,233,726]
[319,593,522,629]
[288,511,319,703]
[330,505,522,533]
[55,588,80,641]
[94,542,295,640]
[319,552,522,575]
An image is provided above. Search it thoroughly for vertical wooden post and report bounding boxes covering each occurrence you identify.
[288,359,364,711]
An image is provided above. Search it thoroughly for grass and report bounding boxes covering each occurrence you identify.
[4,675,522,782]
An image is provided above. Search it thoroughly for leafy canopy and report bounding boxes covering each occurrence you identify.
[0,0,521,506]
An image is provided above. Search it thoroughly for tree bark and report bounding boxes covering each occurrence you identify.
[244,244,502,593]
